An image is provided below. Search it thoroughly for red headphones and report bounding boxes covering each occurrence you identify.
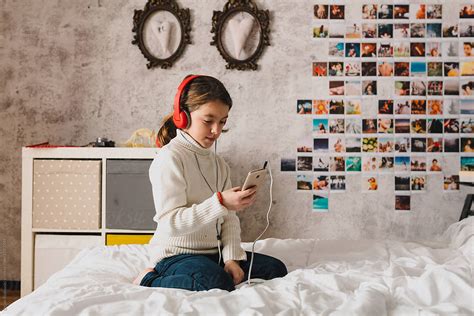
[173,75,202,129]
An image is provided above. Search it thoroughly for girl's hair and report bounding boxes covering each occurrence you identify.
[157,75,233,147]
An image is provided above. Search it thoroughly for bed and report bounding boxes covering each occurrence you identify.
[4,217,473,315]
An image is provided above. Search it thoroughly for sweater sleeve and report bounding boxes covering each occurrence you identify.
[219,161,247,262]
[150,150,228,237]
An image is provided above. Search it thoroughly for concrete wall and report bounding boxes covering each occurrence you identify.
[1,0,469,281]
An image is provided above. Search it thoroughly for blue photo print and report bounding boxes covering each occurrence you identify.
[313,118,329,134]
[313,194,329,212]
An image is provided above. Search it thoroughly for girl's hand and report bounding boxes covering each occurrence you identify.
[224,260,244,285]
[221,186,257,211]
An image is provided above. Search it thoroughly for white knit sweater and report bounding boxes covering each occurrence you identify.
[148,129,247,266]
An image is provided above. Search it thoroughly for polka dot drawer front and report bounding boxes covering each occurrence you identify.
[32,160,101,229]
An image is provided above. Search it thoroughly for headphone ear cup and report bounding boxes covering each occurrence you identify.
[173,111,188,129]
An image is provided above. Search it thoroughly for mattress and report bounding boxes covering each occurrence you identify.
[4,217,473,315]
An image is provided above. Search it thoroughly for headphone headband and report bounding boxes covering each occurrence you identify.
[173,75,202,129]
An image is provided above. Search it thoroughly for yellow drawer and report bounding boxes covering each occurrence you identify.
[106,234,153,245]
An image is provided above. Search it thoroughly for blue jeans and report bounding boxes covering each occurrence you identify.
[140,251,287,291]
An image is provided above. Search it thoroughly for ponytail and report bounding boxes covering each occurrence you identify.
[156,113,176,147]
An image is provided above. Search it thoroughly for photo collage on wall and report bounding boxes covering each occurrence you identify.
[282,3,474,213]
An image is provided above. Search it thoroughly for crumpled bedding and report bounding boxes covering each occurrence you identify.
[4,217,473,315]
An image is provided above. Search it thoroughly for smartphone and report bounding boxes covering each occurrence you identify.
[242,167,267,191]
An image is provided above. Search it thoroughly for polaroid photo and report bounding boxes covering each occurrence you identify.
[329,136,345,153]
[395,156,411,172]
[443,24,459,38]
[460,117,474,133]
[345,118,362,134]
[329,81,345,96]
[411,81,427,96]
[411,156,427,172]
[444,118,460,133]
[427,81,443,96]
[313,138,329,153]
[426,42,441,57]
[313,24,329,38]
[427,62,443,77]
[462,42,474,57]
[395,175,411,191]
[461,157,474,172]
[411,4,426,20]
[379,156,394,173]
[361,43,377,58]
[426,137,443,152]
[328,42,345,57]
[460,99,474,115]
[346,156,362,172]
[411,137,427,152]
[328,61,344,76]
[428,156,443,172]
[329,23,345,38]
[378,23,393,39]
[362,175,379,192]
[411,23,426,38]
[313,155,330,172]
[362,81,377,96]
[346,137,362,152]
[394,81,411,96]
[362,156,379,172]
[442,41,459,57]
[296,99,312,115]
[362,62,377,76]
[413,96,428,113]
[426,23,442,38]
[362,5,377,20]
[378,137,394,153]
[394,62,410,77]
[378,5,393,19]
[410,42,426,57]
[330,156,346,172]
[345,81,362,96]
[460,5,474,19]
[394,5,410,19]
[394,24,410,39]
[411,175,427,192]
[394,100,411,115]
[329,5,345,20]
[461,80,474,96]
[460,22,474,37]
[378,44,394,58]
[297,137,313,153]
[297,174,313,190]
[428,99,443,115]
[346,24,361,39]
[345,99,362,115]
[330,175,346,192]
[312,62,327,77]
[378,118,394,134]
[394,137,410,153]
[313,118,329,134]
[281,158,296,172]
[444,80,460,96]
[427,118,444,134]
[395,118,411,134]
[394,42,410,57]
[345,62,361,76]
[362,137,378,153]
[345,43,361,58]
[329,99,345,115]
[395,195,411,211]
[313,175,330,191]
[443,175,460,191]
[297,156,313,171]
[411,62,427,77]
[312,193,329,212]
[329,118,345,134]
[461,61,474,76]
[313,100,329,115]
[444,62,460,77]
[426,5,442,19]
[362,119,378,134]
[444,136,460,152]
[362,23,377,38]
[314,5,329,19]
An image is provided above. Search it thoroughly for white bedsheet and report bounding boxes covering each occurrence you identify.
[4,217,473,315]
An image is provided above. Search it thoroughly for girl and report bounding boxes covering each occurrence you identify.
[133,75,287,291]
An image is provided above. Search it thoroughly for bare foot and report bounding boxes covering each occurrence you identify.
[133,268,155,285]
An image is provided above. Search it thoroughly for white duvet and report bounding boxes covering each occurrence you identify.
[4,217,473,315]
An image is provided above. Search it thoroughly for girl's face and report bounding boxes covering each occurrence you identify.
[185,100,230,148]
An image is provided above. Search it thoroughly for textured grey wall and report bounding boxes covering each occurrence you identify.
[1,0,468,281]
